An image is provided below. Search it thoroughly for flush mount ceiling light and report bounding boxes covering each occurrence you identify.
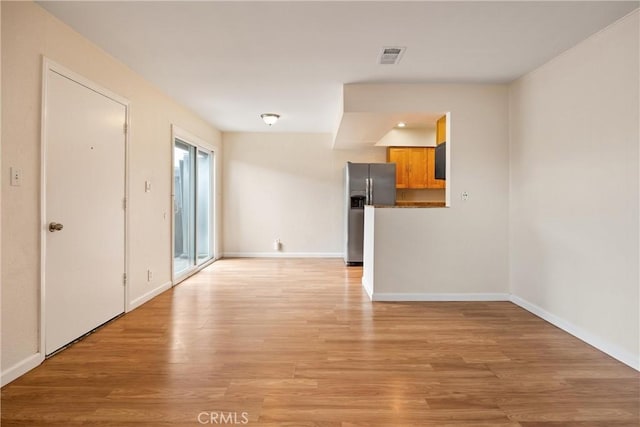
[260,113,280,126]
[397,122,407,128]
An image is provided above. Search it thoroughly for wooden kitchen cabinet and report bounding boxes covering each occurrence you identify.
[387,147,444,189]
[387,147,410,188]
[427,147,445,189]
[436,115,447,145]
[408,148,428,188]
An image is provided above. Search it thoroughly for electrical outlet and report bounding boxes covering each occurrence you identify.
[10,167,22,187]
[461,191,469,201]
[145,180,152,192]
[147,269,153,282]
[273,239,281,251]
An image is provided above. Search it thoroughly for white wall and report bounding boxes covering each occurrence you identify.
[344,83,510,295]
[364,206,510,299]
[0,0,3,383]
[222,132,385,256]
[1,1,222,382]
[509,10,639,369]
[376,128,437,147]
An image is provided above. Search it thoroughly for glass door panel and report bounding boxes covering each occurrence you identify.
[174,140,195,276]
[196,150,212,264]
[174,137,215,282]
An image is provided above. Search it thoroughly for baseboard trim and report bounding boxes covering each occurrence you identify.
[510,295,639,371]
[361,276,373,300]
[1,352,44,387]
[371,292,510,302]
[127,281,172,312]
[5,290,636,387]
[222,252,342,258]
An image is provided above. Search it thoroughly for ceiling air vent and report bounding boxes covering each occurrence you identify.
[378,46,406,65]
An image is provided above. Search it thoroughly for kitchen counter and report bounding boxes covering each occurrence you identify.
[373,202,446,208]
[395,201,446,207]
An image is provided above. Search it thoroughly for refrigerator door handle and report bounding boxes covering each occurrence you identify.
[365,178,370,205]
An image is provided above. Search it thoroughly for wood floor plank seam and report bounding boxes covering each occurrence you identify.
[2,258,638,426]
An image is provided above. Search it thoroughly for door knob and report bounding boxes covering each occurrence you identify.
[49,222,64,232]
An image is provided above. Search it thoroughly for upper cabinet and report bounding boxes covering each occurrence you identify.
[406,148,429,189]
[426,147,445,189]
[387,147,444,189]
[387,147,411,188]
[436,115,447,145]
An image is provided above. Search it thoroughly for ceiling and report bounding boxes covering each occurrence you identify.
[38,1,638,134]
[335,112,443,149]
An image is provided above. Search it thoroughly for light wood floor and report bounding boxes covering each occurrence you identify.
[2,258,638,426]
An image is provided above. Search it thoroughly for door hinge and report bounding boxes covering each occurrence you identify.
[123,273,127,286]
[123,197,127,210]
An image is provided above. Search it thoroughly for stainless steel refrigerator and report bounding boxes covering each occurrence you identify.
[344,162,396,265]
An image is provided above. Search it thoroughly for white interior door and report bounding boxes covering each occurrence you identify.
[44,70,126,355]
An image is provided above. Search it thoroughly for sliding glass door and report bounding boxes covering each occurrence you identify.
[174,138,214,280]
[174,140,195,276]
[196,150,212,264]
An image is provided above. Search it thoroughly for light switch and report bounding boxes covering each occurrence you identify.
[145,180,152,192]
[10,167,22,187]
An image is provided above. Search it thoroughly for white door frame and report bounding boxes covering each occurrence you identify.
[40,57,130,357]
[170,125,217,285]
